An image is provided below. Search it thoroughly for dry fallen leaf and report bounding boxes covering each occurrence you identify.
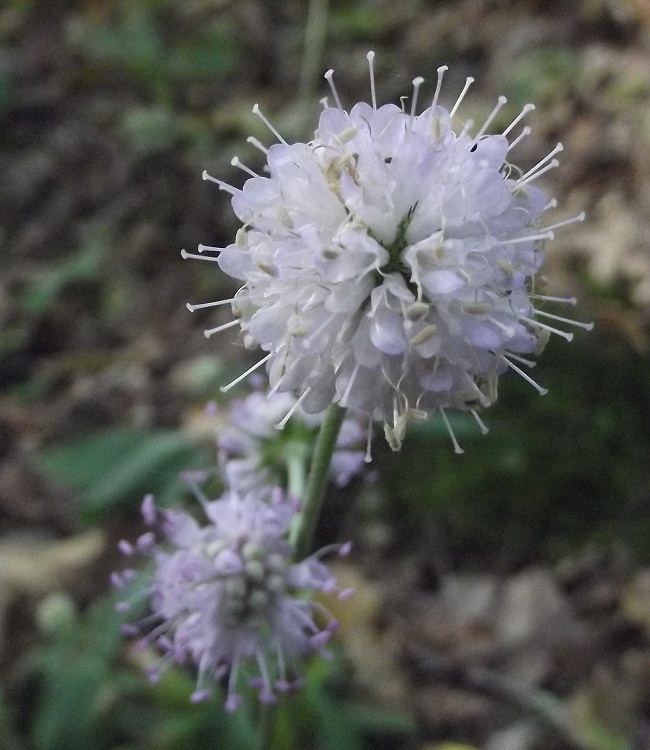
[324,560,409,708]
[0,529,105,653]
[621,568,650,635]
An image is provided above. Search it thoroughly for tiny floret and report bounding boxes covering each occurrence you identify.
[195,54,588,449]
[117,490,347,709]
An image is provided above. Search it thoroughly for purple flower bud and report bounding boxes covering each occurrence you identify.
[141,494,156,525]
[118,540,134,556]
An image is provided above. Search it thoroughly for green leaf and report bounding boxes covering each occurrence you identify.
[68,8,163,70]
[37,427,206,521]
[26,592,130,750]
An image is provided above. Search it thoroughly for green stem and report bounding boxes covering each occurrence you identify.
[299,0,330,105]
[292,404,346,561]
[258,702,275,750]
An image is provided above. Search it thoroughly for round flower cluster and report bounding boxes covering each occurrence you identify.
[193,54,587,450]
[115,491,351,711]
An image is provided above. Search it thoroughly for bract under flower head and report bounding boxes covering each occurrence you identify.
[116,491,349,710]
[195,53,588,451]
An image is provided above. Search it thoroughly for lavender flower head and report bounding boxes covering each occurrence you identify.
[217,390,368,491]
[115,491,352,711]
[189,53,589,450]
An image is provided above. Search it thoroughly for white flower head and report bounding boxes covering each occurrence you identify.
[190,53,590,451]
[115,492,352,711]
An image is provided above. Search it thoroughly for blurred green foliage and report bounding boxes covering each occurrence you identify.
[20,235,107,317]
[328,5,385,39]
[504,47,580,106]
[19,587,411,750]
[381,327,650,562]
[67,2,235,101]
[38,427,209,522]
[22,588,261,750]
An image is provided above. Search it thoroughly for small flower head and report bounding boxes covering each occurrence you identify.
[194,53,588,450]
[217,390,368,491]
[117,490,348,709]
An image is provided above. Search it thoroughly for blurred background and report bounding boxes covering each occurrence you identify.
[1,0,650,748]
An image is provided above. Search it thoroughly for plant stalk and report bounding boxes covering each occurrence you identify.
[292,404,346,561]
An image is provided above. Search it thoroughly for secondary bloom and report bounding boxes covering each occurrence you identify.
[115,490,351,711]
[217,390,368,491]
[190,53,589,451]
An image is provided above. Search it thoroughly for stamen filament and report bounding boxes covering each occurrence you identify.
[502,356,548,395]
[470,409,489,435]
[507,125,531,151]
[324,69,343,111]
[275,387,312,429]
[267,377,285,398]
[449,76,474,119]
[202,170,241,195]
[186,298,236,312]
[197,244,224,253]
[533,309,594,330]
[487,316,515,338]
[529,293,577,305]
[520,315,574,342]
[226,660,240,711]
[431,65,448,110]
[500,231,554,246]
[231,156,260,178]
[364,418,373,463]
[410,76,425,123]
[472,95,507,142]
[367,51,377,110]
[252,103,287,145]
[505,351,536,367]
[340,362,360,407]
[181,249,221,261]
[203,319,240,338]
[542,212,586,232]
[246,136,269,154]
[220,353,272,393]
[518,158,559,186]
[502,103,535,137]
[440,407,464,454]
[518,143,563,182]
